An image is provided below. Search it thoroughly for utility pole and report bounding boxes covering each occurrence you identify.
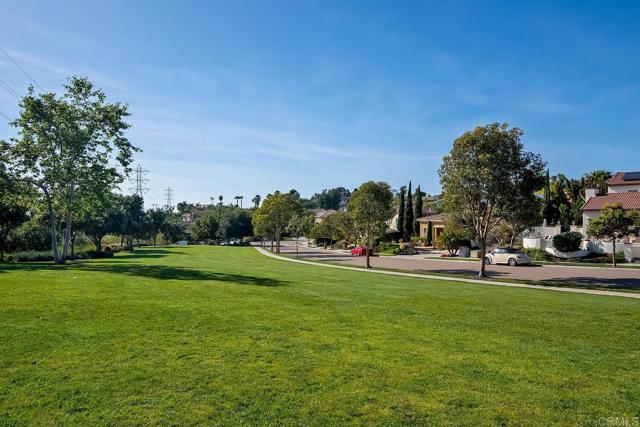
[164,187,174,213]
[128,164,149,197]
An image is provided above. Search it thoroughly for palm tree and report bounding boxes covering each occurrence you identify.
[218,195,223,206]
[252,194,261,208]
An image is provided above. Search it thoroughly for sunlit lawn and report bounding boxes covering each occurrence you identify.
[0,246,638,426]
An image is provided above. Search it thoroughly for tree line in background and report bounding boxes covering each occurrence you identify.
[541,169,613,226]
[251,183,394,268]
[0,77,630,271]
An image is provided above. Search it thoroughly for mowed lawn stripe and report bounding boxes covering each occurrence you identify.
[0,246,638,426]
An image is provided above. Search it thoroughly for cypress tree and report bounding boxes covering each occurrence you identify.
[414,184,423,233]
[405,181,414,238]
[397,186,406,239]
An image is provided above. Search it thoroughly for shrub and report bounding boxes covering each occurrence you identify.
[6,251,56,262]
[377,242,399,255]
[439,230,471,255]
[7,219,51,252]
[552,231,583,252]
[522,248,550,261]
[410,236,426,246]
[5,248,119,262]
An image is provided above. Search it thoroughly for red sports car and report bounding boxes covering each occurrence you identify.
[351,245,370,256]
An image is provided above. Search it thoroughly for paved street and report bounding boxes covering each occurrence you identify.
[272,240,640,290]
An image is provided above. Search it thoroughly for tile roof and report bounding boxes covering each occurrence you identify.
[582,192,640,211]
[608,171,640,186]
[417,213,444,222]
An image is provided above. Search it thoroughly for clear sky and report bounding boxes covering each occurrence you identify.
[1,1,639,207]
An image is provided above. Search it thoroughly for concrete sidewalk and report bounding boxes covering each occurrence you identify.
[255,246,640,299]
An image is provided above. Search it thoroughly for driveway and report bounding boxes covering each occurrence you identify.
[273,240,640,291]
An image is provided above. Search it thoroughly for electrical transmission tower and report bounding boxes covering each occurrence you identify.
[164,187,174,213]
[128,164,150,197]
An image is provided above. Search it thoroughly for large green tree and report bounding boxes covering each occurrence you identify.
[252,193,301,253]
[191,212,219,242]
[286,213,314,258]
[120,195,145,250]
[145,208,167,246]
[6,76,138,263]
[77,194,123,253]
[311,187,351,210]
[439,123,546,277]
[588,203,638,267]
[217,208,253,243]
[347,181,393,268]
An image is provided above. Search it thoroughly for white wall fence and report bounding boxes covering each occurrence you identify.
[523,236,640,262]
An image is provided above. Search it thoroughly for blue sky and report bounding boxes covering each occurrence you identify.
[1,1,639,207]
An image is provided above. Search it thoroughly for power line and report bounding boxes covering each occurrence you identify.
[0,45,43,91]
[0,110,10,121]
[164,187,174,213]
[128,164,150,197]
[0,78,20,99]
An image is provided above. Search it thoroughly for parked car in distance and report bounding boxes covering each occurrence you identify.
[351,245,371,256]
[485,247,531,266]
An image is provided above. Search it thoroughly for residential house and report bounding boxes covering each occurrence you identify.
[180,208,208,224]
[582,171,640,240]
[314,209,336,223]
[417,212,445,244]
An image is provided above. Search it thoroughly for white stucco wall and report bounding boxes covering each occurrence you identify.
[608,184,640,193]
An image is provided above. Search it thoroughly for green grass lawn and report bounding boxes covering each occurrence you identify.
[1,246,639,426]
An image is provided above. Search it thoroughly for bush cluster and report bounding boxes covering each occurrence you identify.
[552,231,583,253]
[522,248,550,261]
[6,248,118,263]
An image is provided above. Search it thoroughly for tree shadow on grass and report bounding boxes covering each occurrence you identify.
[81,264,287,286]
[0,262,286,287]
[538,277,640,291]
[116,248,181,259]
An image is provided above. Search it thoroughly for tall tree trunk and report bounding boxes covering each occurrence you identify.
[61,206,72,263]
[276,230,281,254]
[478,239,487,278]
[71,232,76,257]
[509,231,516,248]
[612,239,617,267]
[0,231,7,262]
[365,242,371,269]
[295,236,299,258]
[45,193,61,264]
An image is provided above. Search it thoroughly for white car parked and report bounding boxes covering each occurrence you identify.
[485,247,531,266]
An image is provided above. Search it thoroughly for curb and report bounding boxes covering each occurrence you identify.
[254,247,640,300]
